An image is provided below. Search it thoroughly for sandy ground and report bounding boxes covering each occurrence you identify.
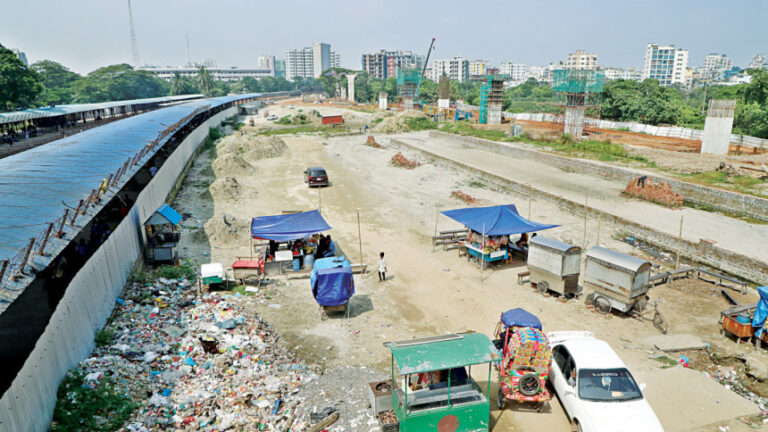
[394,132,768,267]
[171,104,764,431]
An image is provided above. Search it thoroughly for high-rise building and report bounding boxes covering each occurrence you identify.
[703,54,733,80]
[312,42,331,78]
[362,51,388,79]
[285,47,314,81]
[330,52,340,69]
[274,60,286,79]
[11,48,28,66]
[257,55,275,70]
[565,50,598,70]
[499,62,528,81]
[527,65,545,81]
[469,60,489,76]
[641,44,689,86]
[362,50,423,79]
[428,56,469,82]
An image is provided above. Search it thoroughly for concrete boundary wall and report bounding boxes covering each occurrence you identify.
[392,137,768,285]
[427,131,768,222]
[453,104,768,150]
[0,107,236,432]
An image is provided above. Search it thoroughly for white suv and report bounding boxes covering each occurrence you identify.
[547,331,664,432]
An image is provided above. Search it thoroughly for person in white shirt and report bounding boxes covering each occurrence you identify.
[378,251,387,282]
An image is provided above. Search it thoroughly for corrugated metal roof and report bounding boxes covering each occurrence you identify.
[0,94,203,125]
[385,332,499,375]
[0,93,259,263]
[147,204,182,226]
[529,235,580,254]
[585,246,650,274]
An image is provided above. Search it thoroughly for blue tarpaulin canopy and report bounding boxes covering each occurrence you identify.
[146,204,182,226]
[501,308,543,329]
[441,204,559,236]
[250,210,331,242]
[311,256,354,306]
[752,286,768,337]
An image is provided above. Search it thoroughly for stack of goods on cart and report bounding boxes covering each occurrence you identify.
[468,231,509,253]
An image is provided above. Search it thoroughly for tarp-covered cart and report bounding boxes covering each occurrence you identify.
[526,236,581,297]
[584,247,668,333]
[311,256,354,319]
[144,204,181,264]
[492,309,552,411]
[384,332,500,432]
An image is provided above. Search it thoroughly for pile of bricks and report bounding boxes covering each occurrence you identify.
[451,190,477,204]
[624,177,683,208]
[391,152,420,169]
[365,135,383,148]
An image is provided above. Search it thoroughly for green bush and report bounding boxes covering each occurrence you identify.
[94,329,114,347]
[153,260,197,281]
[52,372,137,432]
[275,115,293,125]
[406,116,437,131]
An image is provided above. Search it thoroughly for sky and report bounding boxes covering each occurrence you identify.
[1,0,766,75]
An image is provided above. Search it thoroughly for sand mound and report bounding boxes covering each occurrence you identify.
[204,213,249,243]
[212,153,252,177]
[216,134,287,161]
[209,177,255,201]
[372,110,430,133]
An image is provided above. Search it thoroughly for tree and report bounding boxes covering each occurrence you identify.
[31,60,81,105]
[70,64,169,102]
[742,69,768,105]
[0,43,43,110]
[170,72,187,95]
[197,66,213,96]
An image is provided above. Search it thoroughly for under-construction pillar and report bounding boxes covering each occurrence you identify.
[701,99,736,155]
[403,98,414,111]
[438,77,450,109]
[378,92,388,110]
[347,74,357,103]
[487,79,504,125]
[564,106,586,137]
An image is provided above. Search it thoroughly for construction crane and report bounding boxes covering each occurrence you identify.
[415,37,436,99]
[127,0,140,67]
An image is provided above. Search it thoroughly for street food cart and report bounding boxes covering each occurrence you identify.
[440,204,559,268]
[250,209,331,273]
[584,247,668,333]
[144,204,181,264]
[231,257,266,286]
[311,256,354,319]
[492,309,552,411]
[383,332,500,432]
[526,236,581,296]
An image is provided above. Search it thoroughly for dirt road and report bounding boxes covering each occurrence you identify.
[172,105,761,431]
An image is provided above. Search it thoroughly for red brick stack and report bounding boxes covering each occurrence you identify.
[391,152,420,169]
[365,135,383,148]
[624,177,683,207]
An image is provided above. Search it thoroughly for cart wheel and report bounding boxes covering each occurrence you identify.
[536,402,546,413]
[594,296,612,316]
[496,387,505,410]
[653,311,668,334]
[634,297,648,313]
[536,281,549,294]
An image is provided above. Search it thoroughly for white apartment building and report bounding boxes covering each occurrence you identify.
[428,56,469,82]
[641,44,689,86]
[330,52,340,69]
[286,42,335,81]
[749,54,766,70]
[565,50,598,70]
[499,62,528,81]
[312,42,330,78]
[703,53,733,80]
[257,55,275,71]
[527,65,545,81]
[469,60,489,76]
[140,66,274,82]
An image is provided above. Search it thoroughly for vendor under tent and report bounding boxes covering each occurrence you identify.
[441,204,559,265]
[249,210,332,272]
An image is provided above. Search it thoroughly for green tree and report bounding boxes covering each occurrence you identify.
[31,60,81,105]
[742,69,768,105]
[169,72,187,95]
[197,66,213,96]
[70,64,168,102]
[0,43,43,110]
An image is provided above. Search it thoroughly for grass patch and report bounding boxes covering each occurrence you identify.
[51,372,137,432]
[679,171,766,196]
[405,116,437,131]
[684,201,768,224]
[153,260,197,281]
[468,181,486,188]
[94,329,114,347]
[651,355,679,368]
[275,113,311,125]
[257,125,350,137]
[439,122,513,141]
[231,285,255,296]
[373,117,384,125]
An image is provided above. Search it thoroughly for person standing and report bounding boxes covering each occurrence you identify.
[378,251,387,282]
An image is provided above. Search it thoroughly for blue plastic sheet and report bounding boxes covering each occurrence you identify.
[250,210,331,242]
[752,286,768,338]
[441,204,559,236]
[500,308,543,329]
[310,257,354,306]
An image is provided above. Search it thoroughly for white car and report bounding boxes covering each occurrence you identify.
[547,331,664,432]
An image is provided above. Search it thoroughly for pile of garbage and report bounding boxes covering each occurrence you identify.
[623,177,683,208]
[51,275,346,431]
[391,152,420,169]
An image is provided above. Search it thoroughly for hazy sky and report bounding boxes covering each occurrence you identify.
[1,0,765,74]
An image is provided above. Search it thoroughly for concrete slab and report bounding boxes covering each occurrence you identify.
[638,367,759,431]
[643,333,708,351]
[745,352,768,381]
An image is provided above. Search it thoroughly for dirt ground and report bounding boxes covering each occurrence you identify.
[171,104,764,431]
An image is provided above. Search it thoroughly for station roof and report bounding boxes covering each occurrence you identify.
[0,94,202,125]
[0,93,261,307]
[385,332,499,375]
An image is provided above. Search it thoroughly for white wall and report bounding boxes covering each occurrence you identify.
[0,107,236,432]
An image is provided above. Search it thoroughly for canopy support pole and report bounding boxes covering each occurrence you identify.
[357,209,364,278]
[596,215,602,246]
[582,191,589,249]
[432,209,439,252]
[676,215,684,268]
[480,222,485,282]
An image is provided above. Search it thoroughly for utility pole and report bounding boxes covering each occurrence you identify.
[128,0,140,67]
[185,34,192,66]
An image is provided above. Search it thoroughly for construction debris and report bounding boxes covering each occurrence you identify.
[391,152,420,169]
[624,177,683,207]
[365,135,383,149]
[451,190,478,204]
[716,162,741,177]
